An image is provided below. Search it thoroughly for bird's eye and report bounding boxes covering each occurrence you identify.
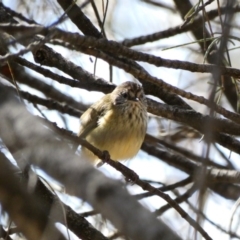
[122,92,128,98]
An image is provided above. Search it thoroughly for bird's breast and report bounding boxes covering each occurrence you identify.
[85,103,147,161]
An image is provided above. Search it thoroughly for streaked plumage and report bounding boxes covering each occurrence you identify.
[78,81,148,161]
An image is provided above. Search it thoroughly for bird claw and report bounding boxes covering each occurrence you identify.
[96,150,110,167]
[102,150,110,163]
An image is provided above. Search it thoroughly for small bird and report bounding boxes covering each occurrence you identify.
[78,81,148,162]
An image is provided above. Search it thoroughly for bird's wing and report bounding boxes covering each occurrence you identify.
[78,106,99,138]
[78,96,109,138]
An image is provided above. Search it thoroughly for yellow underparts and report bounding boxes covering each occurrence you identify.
[84,102,147,161]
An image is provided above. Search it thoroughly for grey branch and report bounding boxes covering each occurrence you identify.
[0,83,182,240]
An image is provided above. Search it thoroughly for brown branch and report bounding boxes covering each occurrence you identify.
[0,225,13,240]
[141,0,176,13]
[51,30,240,78]
[56,0,102,38]
[147,99,240,136]
[155,183,198,215]
[16,78,240,156]
[47,121,213,240]
[50,39,192,109]
[135,176,193,199]
[48,30,240,123]
[174,0,238,112]
[145,134,228,169]
[141,142,240,200]
[23,168,110,240]
[120,6,240,47]
[42,116,240,200]
[21,89,81,117]
[0,152,110,240]
[0,152,66,240]
[14,57,115,94]
[8,61,86,111]
[0,83,182,240]
[0,2,37,25]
